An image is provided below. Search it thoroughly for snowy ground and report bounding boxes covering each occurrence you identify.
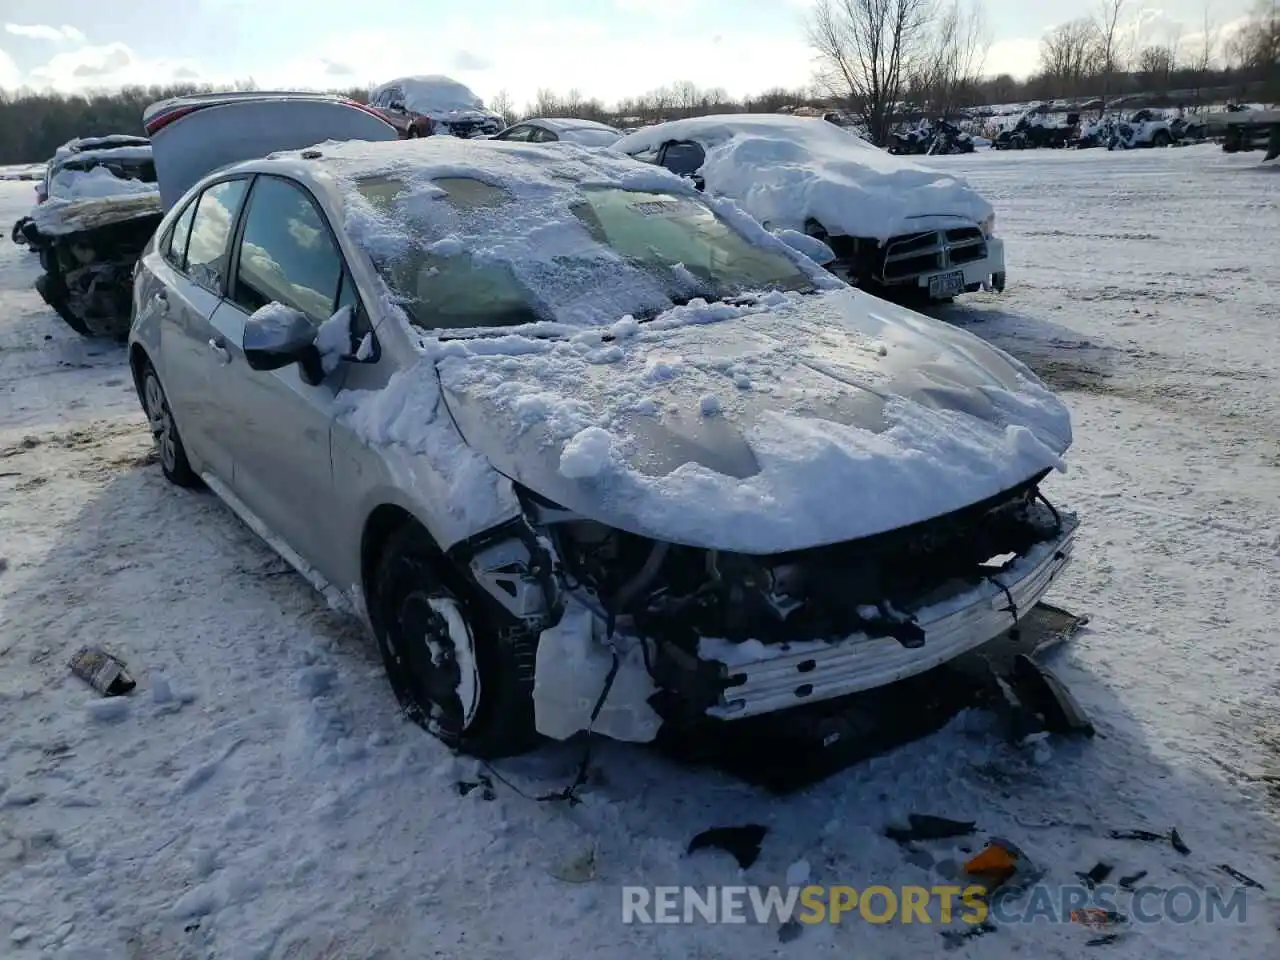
[1,144,1278,959]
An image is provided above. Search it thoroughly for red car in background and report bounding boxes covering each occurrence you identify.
[366,75,504,139]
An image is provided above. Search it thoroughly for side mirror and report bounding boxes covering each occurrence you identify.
[243,304,318,373]
[389,100,406,112]
[772,228,836,267]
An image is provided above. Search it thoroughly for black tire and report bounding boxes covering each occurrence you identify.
[139,359,200,487]
[372,524,539,759]
[407,126,420,139]
[1152,130,1171,148]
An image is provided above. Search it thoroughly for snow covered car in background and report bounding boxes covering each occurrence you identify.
[13,93,396,340]
[128,103,1077,760]
[367,75,504,139]
[11,135,161,335]
[11,133,155,244]
[492,117,623,147]
[613,114,1006,303]
[1107,109,1176,150]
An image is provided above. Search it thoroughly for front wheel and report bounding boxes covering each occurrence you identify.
[373,525,539,759]
[140,361,200,487]
[407,126,420,139]
[1151,130,1171,148]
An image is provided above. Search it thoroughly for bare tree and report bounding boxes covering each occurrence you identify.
[1190,2,1219,78]
[807,0,935,145]
[1136,45,1176,95]
[1094,0,1127,109]
[488,88,515,127]
[911,0,991,114]
[1039,19,1100,98]
[1228,0,1280,98]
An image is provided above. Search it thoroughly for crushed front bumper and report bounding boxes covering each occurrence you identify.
[698,512,1078,721]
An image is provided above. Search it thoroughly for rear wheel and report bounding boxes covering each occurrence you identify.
[140,360,199,487]
[373,524,539,759]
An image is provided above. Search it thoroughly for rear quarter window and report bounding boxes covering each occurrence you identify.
[162,199,197,270]
[185,179,249,294]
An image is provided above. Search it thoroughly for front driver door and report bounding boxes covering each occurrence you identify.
[215,174,361,576]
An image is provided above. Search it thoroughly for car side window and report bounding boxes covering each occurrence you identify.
[185,179,249,294]
[231,175,344,325]
[529,127,559,143]
[497,125,534,142]
[162,199,197,270]
[658,141,706,178]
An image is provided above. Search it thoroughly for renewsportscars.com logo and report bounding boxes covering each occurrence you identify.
[620,883,1251,926]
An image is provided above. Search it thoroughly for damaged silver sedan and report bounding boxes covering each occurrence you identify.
[129,94,1078,759]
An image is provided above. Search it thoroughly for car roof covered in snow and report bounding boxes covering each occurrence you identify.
[534,117,621,133]
[249,136,695,194]
[612,113,993,243]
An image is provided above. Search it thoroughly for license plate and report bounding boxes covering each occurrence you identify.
[928,270,965,298]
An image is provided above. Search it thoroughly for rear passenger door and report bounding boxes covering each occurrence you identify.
[154,176,250,481]
[214,174,367,576]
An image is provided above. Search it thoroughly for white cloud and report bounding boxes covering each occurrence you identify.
[25,41,208,90]
[256,22,814,106]
[4,23,86,43]
[0,46,20,87]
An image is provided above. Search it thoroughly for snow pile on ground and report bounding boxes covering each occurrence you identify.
[429,286,1071,552]
[613,114,994,242]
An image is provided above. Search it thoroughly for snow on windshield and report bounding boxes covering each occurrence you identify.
[319,137,828,335]
[613,114,994,244]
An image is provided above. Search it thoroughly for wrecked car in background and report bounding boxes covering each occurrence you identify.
[366,75,504,139]
[613,114,1006,303]
[128,102,1077,761]
[10,94,396,340]
[12,135,161,337]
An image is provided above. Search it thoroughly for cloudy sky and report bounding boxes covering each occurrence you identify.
[0,0,1253,108]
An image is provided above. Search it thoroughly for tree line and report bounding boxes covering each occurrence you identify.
[809,0,1278,143]
[0,0,1275,162]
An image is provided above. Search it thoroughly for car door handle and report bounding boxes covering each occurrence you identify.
[208,338,231,365]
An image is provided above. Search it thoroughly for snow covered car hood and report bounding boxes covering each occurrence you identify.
[28,192,163,238]
[612,115,994,244]
[434,287,1072,553]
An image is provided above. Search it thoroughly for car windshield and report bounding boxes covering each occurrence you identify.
[352,175,813,333]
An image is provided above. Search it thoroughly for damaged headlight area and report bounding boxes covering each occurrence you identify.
[507,473,1076,734]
